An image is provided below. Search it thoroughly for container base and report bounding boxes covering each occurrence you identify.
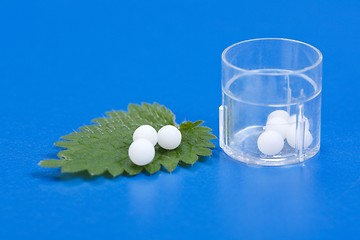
[220,125,320,166]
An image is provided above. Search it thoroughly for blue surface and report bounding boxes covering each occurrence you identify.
[1,0,360,239]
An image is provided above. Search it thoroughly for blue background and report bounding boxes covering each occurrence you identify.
[1,0,359,239]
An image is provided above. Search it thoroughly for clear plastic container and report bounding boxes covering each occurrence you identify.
[219,38,322,166]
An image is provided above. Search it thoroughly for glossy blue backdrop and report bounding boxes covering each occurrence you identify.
[1,0,359,239]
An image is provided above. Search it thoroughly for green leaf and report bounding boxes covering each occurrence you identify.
[39,159,67,168]
[39,103,216,177]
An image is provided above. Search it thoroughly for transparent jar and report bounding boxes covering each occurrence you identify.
[219,38,322,166]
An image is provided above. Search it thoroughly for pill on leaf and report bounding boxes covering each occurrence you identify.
[133,125,158,146]
[157,125,182,150]
[128,139,155,166]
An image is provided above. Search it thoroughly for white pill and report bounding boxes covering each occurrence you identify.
[157,125,182,150]
[128,139,155,166]
[286,125,313,149]
[257,130,284,155]
[288,115,310,130]
[267,110,290,122]
[133,125,158,146]
[265,117,289,139]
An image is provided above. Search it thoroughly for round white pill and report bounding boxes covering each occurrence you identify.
[288,115,310,130]
[257,130,284,155]
[286,125,313,149]
[267,110,290,122]
[128,139,155,166]
[157,125,182,150]
[133,125,158,146]
[265,117,289,139]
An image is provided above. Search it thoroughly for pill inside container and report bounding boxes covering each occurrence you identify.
[219,38,322,166]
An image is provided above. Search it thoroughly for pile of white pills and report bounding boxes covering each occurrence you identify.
[128,125,182,166]
[257,110,313,156]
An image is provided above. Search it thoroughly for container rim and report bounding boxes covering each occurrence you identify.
[221,38,323,75]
